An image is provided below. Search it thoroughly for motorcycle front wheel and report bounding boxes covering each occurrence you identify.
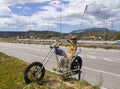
[24,62,45,84]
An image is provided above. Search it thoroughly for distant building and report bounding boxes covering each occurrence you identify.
[82,36,96,40]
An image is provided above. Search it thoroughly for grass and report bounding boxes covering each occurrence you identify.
[0,52,27,89]
[0,52,99,89]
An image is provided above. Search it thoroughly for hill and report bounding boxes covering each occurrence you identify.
[70,28,120,40]
[0,30,61,39]
[0,28,120,40]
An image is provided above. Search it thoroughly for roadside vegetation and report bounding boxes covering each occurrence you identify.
[0,52,99,89]
[0,38,120,50]
[78,43,120,50]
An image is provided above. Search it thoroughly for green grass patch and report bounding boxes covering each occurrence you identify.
[0,52,99,89]
[0,52,27,89]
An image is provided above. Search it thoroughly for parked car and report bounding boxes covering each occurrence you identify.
[115,40,120,45]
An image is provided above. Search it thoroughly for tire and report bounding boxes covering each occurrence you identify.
[24,62,45,84]
[70,56,82,70]
[70,56,82,80]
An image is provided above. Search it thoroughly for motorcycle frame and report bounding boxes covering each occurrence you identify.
[40,40,81,72]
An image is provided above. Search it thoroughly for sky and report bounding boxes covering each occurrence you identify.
[0,0,120,33]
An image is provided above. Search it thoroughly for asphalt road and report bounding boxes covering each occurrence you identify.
[0,42,120,89]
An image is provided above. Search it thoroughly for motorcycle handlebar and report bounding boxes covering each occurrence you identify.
[50,40,61,49]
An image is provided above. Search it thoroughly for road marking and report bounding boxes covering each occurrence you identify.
[102,57,113,62]
[83,54,119,63]
[89,56,96,59]
[83,66,120,77]
[100,87,107,89]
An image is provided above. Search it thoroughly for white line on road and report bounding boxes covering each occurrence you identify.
[83,66,120,77]
[89,56,96,59]
[102,57,113,62]
[83,55,120,63]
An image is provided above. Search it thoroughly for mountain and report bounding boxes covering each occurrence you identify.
[0,28,120,40]
[70,28,120,40]
[70,28,117,34]
[0,30,61,39]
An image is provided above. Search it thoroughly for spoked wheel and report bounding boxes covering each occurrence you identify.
[70,56,82,80]
[24,62,45,84]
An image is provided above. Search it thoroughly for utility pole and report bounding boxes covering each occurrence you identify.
[60,0,62,38]
[53,0,62,38]
[48,18,50,39]
[103,19,107,41]
[29,16,32,31]
[101,4,107,41]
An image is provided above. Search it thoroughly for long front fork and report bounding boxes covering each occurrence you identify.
[54,52,60,70]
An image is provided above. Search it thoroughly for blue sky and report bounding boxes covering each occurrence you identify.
[0,0,120,33]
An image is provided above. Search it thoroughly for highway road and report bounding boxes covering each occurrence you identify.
[0,42,120,89]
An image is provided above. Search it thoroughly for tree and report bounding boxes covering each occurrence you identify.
[114,32,120,40]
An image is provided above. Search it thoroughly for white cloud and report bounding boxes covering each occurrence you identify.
[0,6,11,17]
[0,0,120,32]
